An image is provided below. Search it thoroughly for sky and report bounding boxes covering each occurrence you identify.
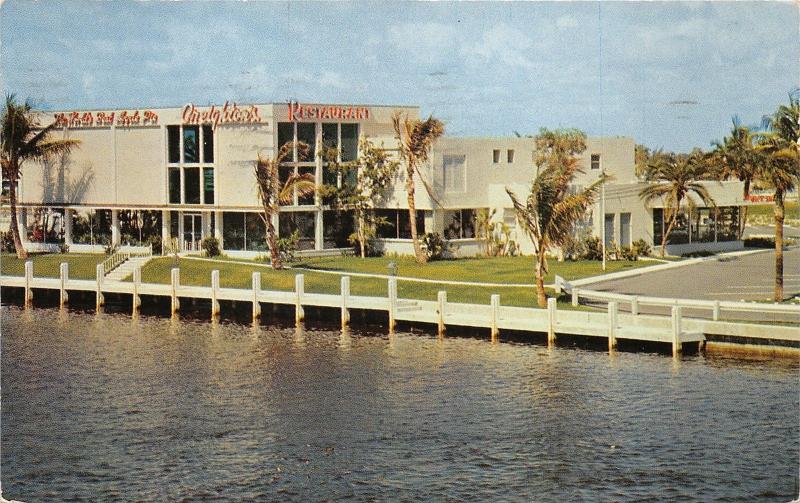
[1,0,798,152]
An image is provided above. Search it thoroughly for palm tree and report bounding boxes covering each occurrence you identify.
[506,128,606,307]
[639,150,715,257]
[254,141,315,270]
[754,95,800,301]
[391,112,444,264]
[1,95,79,259]
[709,117,759,238]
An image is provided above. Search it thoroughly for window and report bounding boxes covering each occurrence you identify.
[202,125,214,163]
[443,154,466,192]
[72,209,112,246]
[717,207,739,242]
[222,212,245,250]
[322,123,338,151]
[507,149,515,163]
[591,154,601,170]
[444,209,477,239]
[279,211,316,250]
[168,168,181,204]
[341,124,358,162]
[203,168,215,205]
[184,167,200,204]
[167,126,180,163]
[245,213,267,251]
[620,213,631,246]
[183,126,199,163]
[375,209,425,239]
[323,209,355,249]
[296,123,316,159]
[298,166,315,206]
[278,122,294,153]
[493,149,501,163]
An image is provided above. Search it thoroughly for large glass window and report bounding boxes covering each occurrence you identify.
[184,167,200,204]
[72,209,112,246]
[168,168,181,204]
[244,213,267,251]
[202,125,214,163]
[203,168,215,204]
[323,210,354,249]
[279,211,316,250]
[444,209,476,239]
[298,166,315,206]
[375,209,425,239]
[222,212,245,250]
[296,123,316,159]
[340,124,358,162]
[167,126,180,163]
[717,207,739,241]
[119,210,162,248]
[183,126,199,163]
[653,208,664,245]
[322,123,338,151]
[278,122,294,154]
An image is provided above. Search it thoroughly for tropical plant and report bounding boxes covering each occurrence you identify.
[631,238,652,258]
[1,94,80,258]
[391,111,445,264]
[201,236,221,257]
[753,95,800,301]
[709,117,759,238]
[254,141,315,270]
[507,128,606,307]
[475,208,518,257]
[634,144,652,179]
[318,137,400,258]
[639,150,716,257]
[422,231,450,260]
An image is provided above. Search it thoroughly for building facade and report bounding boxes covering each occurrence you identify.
[1,101,746,257]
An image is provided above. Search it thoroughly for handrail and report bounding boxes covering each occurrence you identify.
[101,245,153,275]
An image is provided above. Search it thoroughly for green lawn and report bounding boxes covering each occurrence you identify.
[1,253,105,279]
[747,201,800,223]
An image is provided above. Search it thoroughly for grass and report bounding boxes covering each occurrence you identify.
[0,253,105,279]
[747,201,800,224]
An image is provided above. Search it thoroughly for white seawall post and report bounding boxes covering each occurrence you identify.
[95,263,105,311]
[631,296,639,316]
[388,277,397,332]
[59,262,69,308]
[490,294,500,341]
[607,301,618,352]
[24,260,33,308]
[437,291,447,336]
[170,268,180,316]
[712,300,720,321]
[671,305,683,357]
[341,276,350,328]
[132,265,141,314]
[252,272,261,322]
[547,297,557,345]
[211,269,220,319]
[571,288,579,307]
[295,274,305,324]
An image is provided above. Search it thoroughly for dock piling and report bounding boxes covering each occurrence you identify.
[547,297,557,345]
[170,268,180,315]
[490,294,500,341]
[24,260,33,308]
[59,262,69,308]
[295,274,305,324]
[341,276,350,328]
[712,300,720,321]
[608,301,618,352]
[671,306,683,357]
[252,272,261,322]
[95,264,105,311]
[388,277,397,332]
[132,266,141,314]
[437,291,447,337]
[211,270,220,319]
[631,296,639,316]
[571,288,579,307]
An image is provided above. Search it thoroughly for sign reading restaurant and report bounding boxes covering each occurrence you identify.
[182,101,263,130]
[288,101,371,121]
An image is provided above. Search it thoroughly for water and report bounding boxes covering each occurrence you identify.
[2,306,798,502]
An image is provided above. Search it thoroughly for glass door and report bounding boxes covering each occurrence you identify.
[183,213,202,251]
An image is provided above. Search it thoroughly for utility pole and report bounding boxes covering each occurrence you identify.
[600,167,606,272]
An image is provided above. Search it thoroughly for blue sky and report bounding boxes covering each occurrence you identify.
[1,1,797,152]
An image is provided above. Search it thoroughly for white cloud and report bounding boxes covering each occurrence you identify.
[556,16,579,29]
[387,22,459,64]
[462,22,534,70]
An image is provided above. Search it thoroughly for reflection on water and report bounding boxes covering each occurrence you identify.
[1,306,798,502]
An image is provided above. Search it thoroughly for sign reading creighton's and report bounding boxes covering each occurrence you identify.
[182,101,263,130]
[287,101,371,121]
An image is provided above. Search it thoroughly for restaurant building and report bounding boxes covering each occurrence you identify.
[1,101,746,258]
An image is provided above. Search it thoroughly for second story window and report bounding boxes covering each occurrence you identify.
[591,154,601,170]
[492,149,500,164]
[507,149,515,163]
[167,125,215,205]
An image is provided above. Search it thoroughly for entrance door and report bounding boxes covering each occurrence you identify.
[183,213,202,251]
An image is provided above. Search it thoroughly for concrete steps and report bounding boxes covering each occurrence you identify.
[105,256,152,281]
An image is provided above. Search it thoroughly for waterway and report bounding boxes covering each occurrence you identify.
[2,306,798,501]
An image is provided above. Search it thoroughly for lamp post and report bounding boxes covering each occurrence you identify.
[600,168,606,272]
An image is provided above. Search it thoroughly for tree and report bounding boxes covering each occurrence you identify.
[1,95,79,259]
[634,144,652,179]
[506,128,606,307]
[318,137,400,258]
[639,150,715,257]
[709,117,759,238]
[254,141,315,270]
[754,95,800,301]
[391,112,445,264]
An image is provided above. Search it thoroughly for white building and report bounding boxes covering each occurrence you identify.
[1,101,746,257]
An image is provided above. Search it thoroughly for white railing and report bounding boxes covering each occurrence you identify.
[572,287,800,319]
[101,244,153,274]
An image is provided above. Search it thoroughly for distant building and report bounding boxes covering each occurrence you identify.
[0,101,746,257]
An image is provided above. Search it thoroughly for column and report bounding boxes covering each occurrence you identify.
[18,207,28,243]
[314,209,324,251]
[63,209,73,246]
[202,211,211,241]
[161,210,171,254]
[214,211,223,243]
[111,209,121,247]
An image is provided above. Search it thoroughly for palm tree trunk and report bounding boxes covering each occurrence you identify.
[774,190,784,302]
[406,169,427,264]
[9,174,27,259]
[266,212,281,270]
[357,212,366,258]
[660,212,678,258]
[738,178,751,240]
[535,251,547,308]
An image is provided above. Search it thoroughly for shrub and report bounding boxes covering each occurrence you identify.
[620,245,638,261]
[744,236,796,248]
[681,250,716,258]
[277,230,300,263]
[0,231,15,253]
[631,238,651,258]
[582,235,603,260]
[201,236,221,257]
[422,232,450,261]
